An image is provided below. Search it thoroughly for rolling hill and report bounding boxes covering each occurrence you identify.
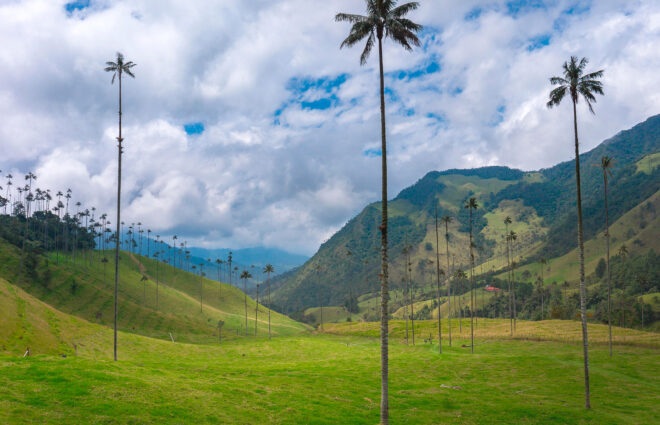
[270,114,660,315]
[0,238,309,346]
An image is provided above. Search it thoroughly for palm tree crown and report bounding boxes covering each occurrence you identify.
[547,56,603,113]
[105,52,136,84]
[336,1,421,65]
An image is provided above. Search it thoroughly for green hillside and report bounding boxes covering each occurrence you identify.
[271,115,660,316]
[0,238,308,346]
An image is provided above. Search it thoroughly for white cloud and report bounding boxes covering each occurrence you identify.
[1,0,659,254]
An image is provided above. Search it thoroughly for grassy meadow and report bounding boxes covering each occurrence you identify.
[2,276,659,424]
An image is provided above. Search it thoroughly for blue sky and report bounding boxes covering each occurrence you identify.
[1,0,659,254]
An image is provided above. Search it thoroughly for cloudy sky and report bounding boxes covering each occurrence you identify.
[1,0,659,255]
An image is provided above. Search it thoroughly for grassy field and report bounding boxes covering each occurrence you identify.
[2,235,660,424]
[2,277,660,424]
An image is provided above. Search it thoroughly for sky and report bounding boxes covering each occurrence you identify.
[1,0,660,255]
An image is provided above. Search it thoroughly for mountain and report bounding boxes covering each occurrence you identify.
[107,234,307,288]
[270,114,660,314]
[187,246,308,275]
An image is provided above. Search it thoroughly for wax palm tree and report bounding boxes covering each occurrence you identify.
[264,264,275,339]
[598,155,615,356]
[503,216,513,333]
[433,204,444,353]
[547,56,604,409]
[440,214,453,346]
[105,51,136,362]
[315,263,324,331]
[255,283,260,336]
[336,3,421,421]
[17,172,36,285]
[240,270,252,336]
[465,197,478,353]
[508,230,518,331]
[216,259,223,298]
[199,263,204,312]
[618,244,628,259]
[539,258,547,319]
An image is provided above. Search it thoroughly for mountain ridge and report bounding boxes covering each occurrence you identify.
[270,114,660,314]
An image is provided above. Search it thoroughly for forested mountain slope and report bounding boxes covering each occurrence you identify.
[271,114,660,314]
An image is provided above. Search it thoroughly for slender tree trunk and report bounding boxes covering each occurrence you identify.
[268,274,271,339]
[156,259,159,311]
[573,99,591,409]
[604,171,612,357]
[410,273,415,345]
[113,73,124,362]
[255,285,258,336]
[244,278,248,336]
[506,224,512,335]
[469,208,474,354]
[17,179,32,286]
[377,34,390,425]
[445,222,452,347]
[434,205,442,353]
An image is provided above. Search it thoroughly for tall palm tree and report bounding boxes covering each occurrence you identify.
[315,263,324,331]
[336,3,421,422]
[17,172,36,286]
[105,51,136,362]
[216,259,224,298]
[433,204,444,353]
[264,264,275,339]
[539,257,547,319]
[508,230,518,331]
[465,197,478,353]
[401,244,410,344]
[199,263,204,312]
[255,283,260,336]
[547,56,604,409]
[504,215,513,334]
[600,155,615,356]
[441,214,453,346]
[240,270,252,336]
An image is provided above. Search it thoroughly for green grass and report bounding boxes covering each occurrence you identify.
[304,306,354,324]
[0,239,307,345]
[635,152,660,174]
[2,278,659,424]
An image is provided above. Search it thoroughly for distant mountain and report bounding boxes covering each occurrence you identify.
[106,235,307,286]
[270,114,660,314]
[187,247,308,276]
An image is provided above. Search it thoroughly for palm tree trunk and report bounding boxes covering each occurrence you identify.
[445,222,452,347]
[113,73,123,362]
[506,226,512,335]
[268,275,271,339]
[255,285,258,336]
[604,172,612,357]
[573,99,591,409]
[377,34,390,425]
[469,209,474,354]
[410,277,415,345]
[244,278,248,336]
[434,205,442,354]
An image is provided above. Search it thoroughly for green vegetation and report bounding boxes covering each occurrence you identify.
[0,237,307,346]
[1,288,658,425]
[636,152,660,174]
